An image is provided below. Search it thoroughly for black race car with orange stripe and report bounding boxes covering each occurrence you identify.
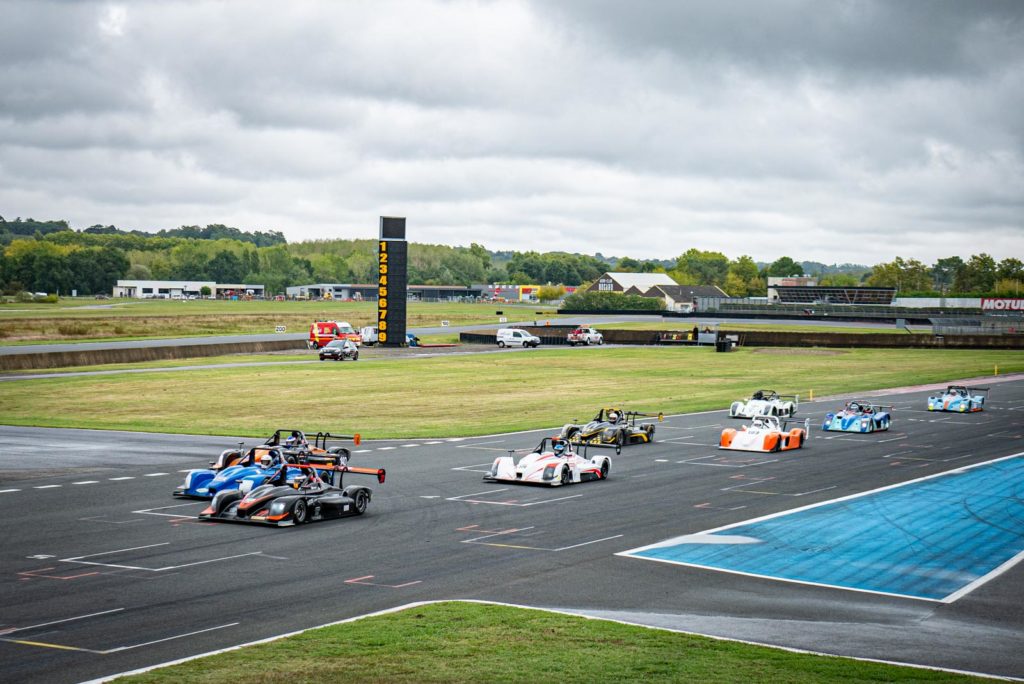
[199,463,385,527]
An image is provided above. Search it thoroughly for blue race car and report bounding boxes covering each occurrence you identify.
[927,385,989,413]
[174,447,305,499]
[822,400,892,433]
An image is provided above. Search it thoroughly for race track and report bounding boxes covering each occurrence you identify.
[1,376,1022,682]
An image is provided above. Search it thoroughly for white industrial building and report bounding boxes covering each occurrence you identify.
[113,280,265,299]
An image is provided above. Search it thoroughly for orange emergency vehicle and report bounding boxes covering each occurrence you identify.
[308,320,361,349]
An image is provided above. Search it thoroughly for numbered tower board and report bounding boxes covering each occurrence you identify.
[378,217,408,346]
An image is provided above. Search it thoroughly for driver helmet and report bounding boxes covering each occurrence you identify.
[552,439,567,455]
[607,411,619,423]
[259,454,273,469]
[285,435,297,446]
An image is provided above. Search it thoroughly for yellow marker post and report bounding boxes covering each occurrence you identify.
[995,365,999,376]
[809,389,814,401]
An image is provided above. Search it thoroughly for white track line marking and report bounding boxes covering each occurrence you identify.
[0,488,20,493]
[144,472,168,477]
[72,481,99,485]
[34,485,61,489]
[0,608,126,637]
[108,476,134,481]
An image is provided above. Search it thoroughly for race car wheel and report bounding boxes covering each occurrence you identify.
[353,489,369,515]
[560,466,571,485]
[293,499,308,524]
[645,424,655,441]
[600,460,609,479]
[615,430,626,447]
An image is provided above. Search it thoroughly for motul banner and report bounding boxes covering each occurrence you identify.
[981,298,1024,311]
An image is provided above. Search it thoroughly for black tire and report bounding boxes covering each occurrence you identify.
[615,430,626,447]
[600,460,609,478]
[569,341,576,347]
[353,352,359,361]
[498,341,506,348]
[293,499,308,524]
[560,466,571,485]
[311,342,319,350]
[598,338,603,345]
[319,356,326,361]
[645,424,655,442]
[353,489,369,515]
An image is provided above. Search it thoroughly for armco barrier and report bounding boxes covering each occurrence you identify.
[461,328,1024,350]
[0,338,309,371]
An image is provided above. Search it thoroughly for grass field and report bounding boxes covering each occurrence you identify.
[0,299,557,344]
[115,602,996,683]
[2,346,1017,437]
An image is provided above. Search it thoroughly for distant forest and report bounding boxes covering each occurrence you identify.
[0,217,1019,298]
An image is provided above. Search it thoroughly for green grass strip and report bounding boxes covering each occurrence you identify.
[1,347,1018,438]
[115,602,996,683]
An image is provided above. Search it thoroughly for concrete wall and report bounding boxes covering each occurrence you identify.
[460,328,1024,350]
[0,339,308,371]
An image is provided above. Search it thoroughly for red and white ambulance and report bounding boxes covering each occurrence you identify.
[308,320,361,349]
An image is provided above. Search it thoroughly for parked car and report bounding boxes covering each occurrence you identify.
[360,326,379,345]
[496,328,541,348]
[567,327,603,346]
[319,339,359,361]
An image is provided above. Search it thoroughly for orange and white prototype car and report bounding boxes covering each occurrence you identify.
[720,416,809,453]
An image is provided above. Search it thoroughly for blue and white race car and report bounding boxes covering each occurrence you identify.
[174,447,305,499]
[927,385,989,413]
[822,400,892,433]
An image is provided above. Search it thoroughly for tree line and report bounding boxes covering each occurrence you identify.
[0,218,1019,298]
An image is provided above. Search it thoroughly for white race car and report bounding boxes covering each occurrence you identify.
[729,389,798,418]
[720,416,809,453]
[483,438,615,486]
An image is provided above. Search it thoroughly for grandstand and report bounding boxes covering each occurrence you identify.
[773,286,896,305]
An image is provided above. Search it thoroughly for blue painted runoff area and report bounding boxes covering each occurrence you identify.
[622,455,1024,601]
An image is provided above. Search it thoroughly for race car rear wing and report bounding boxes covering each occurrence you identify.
[965,386,991,395]
[781,418,811,440]
[291,462,386,486]
[314,431,362,450]
[624,411,665,424]
[530,437,622,457]
[578,441,622,457]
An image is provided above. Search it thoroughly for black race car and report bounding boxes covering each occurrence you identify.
[199,463,385,527]
[559,408,663,447]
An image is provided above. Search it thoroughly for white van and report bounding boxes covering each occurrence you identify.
[496,328,541,348]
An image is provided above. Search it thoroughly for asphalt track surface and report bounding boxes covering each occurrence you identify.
[1,377,1022,682]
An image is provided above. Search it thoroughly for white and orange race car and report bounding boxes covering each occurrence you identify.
[483,437,616,486]
[720,416,809,453]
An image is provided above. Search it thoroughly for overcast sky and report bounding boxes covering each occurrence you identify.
[1,1,1022,265]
